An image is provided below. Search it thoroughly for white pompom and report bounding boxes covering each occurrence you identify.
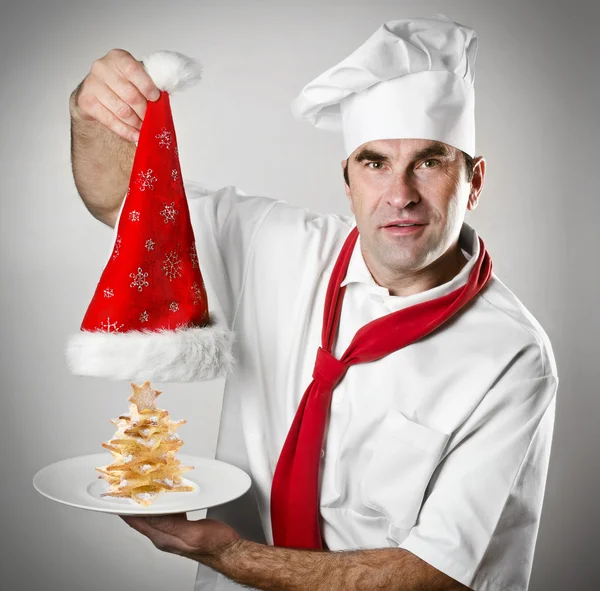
[141,50,202,93]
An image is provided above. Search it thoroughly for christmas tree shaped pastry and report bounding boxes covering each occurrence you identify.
[96,381,195,506]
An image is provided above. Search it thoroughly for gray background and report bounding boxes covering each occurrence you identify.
[1,0,598,589]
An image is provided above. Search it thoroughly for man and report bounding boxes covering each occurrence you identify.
[69,15,558,591]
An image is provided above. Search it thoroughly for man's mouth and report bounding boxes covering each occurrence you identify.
[383,220,426,227]
[382,221,426,234]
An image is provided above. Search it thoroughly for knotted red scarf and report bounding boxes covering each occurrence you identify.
[270,225,492,549]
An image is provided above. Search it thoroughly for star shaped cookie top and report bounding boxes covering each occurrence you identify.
[128,381,162,412]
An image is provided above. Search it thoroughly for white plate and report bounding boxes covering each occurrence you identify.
[33,453,251,516]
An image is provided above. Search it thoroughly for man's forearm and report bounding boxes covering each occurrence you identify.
[202,540,467,591]
[69,84,134,228]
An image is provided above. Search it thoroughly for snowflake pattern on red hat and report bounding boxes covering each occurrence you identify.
[80,91,209,335]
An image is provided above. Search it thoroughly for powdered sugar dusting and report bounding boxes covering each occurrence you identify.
[137,492,158,501]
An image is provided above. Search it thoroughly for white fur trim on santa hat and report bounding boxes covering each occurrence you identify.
[66,318,234,382]
[142,50,202,93]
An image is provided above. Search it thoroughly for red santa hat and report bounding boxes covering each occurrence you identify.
[66,51,234,382]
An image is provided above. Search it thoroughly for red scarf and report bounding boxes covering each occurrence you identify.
[270,225,492,549]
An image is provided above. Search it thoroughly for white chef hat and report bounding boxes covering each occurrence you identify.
[291,14,478,158]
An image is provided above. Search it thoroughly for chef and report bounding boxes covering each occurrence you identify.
[70,14,558,591]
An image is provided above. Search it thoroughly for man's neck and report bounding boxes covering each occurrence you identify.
[363,243,469,298]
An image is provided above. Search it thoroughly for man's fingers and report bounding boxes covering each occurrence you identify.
[121,516,191,556]
[109,76,149,124]
[88,60,145,129]
[96,81,144,131]
[146,514,188,533]
[77,92,140,143]
[72,49,161,141]
[111,49,161,102]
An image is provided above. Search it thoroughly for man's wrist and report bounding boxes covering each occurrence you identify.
[199,537,249,571]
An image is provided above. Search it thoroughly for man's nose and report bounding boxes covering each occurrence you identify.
[385,171,420,208]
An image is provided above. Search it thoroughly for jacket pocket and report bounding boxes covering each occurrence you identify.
[361,407,450,531]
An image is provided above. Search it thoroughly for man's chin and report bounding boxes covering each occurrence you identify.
[376,236,420,256]
[377,251,428,273]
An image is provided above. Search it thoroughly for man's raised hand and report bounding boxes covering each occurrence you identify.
[70,48,161,143]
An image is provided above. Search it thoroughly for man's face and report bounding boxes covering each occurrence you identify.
[343,138,482,279]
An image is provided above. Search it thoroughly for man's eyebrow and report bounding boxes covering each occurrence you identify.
[411,143,454,161]
[353,148,391,163]
[353,143,454,164]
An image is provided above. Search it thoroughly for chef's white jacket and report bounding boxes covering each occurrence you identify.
[184,182,558,591]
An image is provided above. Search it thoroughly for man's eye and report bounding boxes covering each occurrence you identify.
[367,162,383,169]
[421,159,440,168]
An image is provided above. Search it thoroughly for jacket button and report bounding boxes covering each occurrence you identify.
[320,449,325,459]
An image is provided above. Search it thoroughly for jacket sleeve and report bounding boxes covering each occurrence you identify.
[397,341,558,591]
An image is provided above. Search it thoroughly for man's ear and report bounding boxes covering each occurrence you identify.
[342,160,356,215]
[467,156,485,211]
[341,159,351,199]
